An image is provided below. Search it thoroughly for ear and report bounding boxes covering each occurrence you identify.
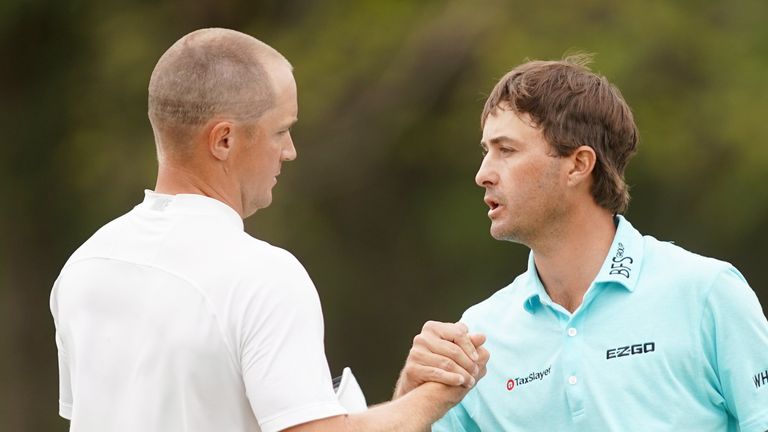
[567,145,597,187]
[207,121,235,161]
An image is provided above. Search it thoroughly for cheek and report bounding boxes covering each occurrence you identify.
[503,160,539,194]
[502,159,563,204]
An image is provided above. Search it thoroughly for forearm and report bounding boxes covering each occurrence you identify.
[286,382,454,432]
[392,374,408,399]
[348,382,452,432]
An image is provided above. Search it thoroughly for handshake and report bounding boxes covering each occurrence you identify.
[393,321,490,404]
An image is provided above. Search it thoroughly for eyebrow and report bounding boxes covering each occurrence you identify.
[284,117,298,129]
[480,135,523,148]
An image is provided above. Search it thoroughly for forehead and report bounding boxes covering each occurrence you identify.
[260,65,297,122]
[481,108,540,143]
[269,63,296,102]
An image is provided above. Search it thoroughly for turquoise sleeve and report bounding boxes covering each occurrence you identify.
[701,266,768,432]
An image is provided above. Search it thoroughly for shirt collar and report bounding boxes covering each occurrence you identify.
[137,190,244,231]
[522,215,645,313]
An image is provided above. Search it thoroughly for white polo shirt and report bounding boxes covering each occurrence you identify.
[50,191,346,432]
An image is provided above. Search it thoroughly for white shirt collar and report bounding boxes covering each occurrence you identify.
[138,190,244,231]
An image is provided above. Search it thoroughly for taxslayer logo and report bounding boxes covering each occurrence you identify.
[506,365,551,391]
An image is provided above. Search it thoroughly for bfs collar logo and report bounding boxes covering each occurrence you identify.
[609,242,634,279]
[506,365,551,391]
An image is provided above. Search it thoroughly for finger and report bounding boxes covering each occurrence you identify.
[469,333,486,348]
[419,337,479,377]
[409,364,470,387]
[410,349,476,387]
[474,347,490,381]
[454,322,480,362]
[476,346,490,368]
[427,321,479,362]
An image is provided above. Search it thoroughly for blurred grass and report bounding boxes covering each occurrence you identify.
[1,0,766,430]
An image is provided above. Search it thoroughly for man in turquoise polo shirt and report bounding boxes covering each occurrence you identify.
[393,55,768,431]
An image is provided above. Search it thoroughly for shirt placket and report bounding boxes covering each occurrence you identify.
[546,296,590,422]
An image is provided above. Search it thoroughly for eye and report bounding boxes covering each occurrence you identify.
[499,146,515,154]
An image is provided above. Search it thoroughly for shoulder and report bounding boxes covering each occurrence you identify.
[460,273,529,327]
[231,232,307,276]
[641,235,736,286]
[228,234,319,301]
[62,212,135,266]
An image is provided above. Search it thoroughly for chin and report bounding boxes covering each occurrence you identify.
[489,224,509,240]
[490,223,523,244]
[243,197,272,219]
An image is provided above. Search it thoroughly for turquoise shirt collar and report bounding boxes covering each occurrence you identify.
[523,215,645,313]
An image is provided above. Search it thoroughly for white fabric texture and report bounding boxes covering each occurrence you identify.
[50,191,346,432]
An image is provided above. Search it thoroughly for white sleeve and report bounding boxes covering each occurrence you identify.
[236,250,346,432]
[55,332,73,419]
[50,282,73,420]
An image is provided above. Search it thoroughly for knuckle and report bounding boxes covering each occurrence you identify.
[408,349,424,364]
[428,368,443,381]
[439,357,454,371]
[447,344,462,358]
[457,322,469,332]
[423,320,440,332]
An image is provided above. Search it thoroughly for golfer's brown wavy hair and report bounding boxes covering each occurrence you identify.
[481,54,639,214]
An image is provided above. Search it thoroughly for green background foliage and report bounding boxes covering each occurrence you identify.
[2,0,766,430]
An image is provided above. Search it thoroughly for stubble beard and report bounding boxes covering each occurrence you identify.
[490,196,568,249]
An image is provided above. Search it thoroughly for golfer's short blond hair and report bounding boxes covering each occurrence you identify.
[148,28,289,156]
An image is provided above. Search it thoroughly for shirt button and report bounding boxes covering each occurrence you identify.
[568,376,578,385]
[567,327,577,337]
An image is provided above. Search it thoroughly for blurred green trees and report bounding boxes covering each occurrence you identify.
[2,0,766,430]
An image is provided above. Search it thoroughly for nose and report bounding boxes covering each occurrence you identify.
[475,154,498,187]
[282,133,297,161]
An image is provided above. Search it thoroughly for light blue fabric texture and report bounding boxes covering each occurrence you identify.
[434,216,768,432]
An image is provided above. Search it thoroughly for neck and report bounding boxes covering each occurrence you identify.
[154,163,244,218]
[530,206,616,313]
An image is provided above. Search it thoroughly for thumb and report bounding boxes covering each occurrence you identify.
[470,333,486,347]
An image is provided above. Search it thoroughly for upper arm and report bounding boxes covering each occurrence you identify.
[51,279,73,420]
[280,414,349,432]
[237,250,346,432]
[701,266,768,432]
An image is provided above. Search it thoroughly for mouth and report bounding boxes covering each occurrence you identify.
[484,196,502,218]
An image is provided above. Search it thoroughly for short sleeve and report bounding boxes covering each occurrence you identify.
[55,332,73,419]
[701,266,768,432]
[432,401,480,432]
[50,282,73,420]
[237,250,346,432]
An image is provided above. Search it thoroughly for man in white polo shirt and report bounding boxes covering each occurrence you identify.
[50,28,488,432]
[394,56,768,431]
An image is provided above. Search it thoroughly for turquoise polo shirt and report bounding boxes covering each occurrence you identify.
[434,216,768,432]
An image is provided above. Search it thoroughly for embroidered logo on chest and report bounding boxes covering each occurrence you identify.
[506,365,551,391]
[606,342,656,359]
